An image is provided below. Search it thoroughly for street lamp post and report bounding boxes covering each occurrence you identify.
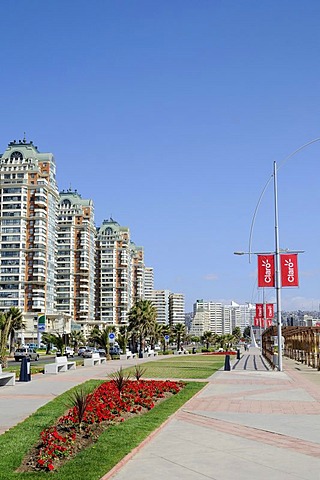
[234,248,303,371]
[273,161,283,371]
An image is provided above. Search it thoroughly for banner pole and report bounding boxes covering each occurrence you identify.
[274,161,283,371]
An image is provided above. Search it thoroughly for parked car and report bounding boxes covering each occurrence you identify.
[14,347,39,362]
[63,347,74,357]
[78,347,87,356]
[109,346,121,356]
[82,348,97,358]
[97,348,106,357]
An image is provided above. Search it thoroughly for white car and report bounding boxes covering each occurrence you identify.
[63,347,74,357]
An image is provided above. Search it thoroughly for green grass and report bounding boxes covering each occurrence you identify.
[0,380,205,480]
[125,354,225,379]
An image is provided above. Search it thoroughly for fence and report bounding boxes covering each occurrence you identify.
[262,325,320,370]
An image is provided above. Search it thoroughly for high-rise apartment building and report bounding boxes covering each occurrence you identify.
[131,243,145,303]
[143,267,154,300]
[193,300,223,334]
[169,293,185,326]
[57,190,95,332]
[95,219,145,325]
[192,299,255,335]
[151,289,170,325]
[0,139,59,327]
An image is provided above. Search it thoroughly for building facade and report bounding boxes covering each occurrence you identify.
[169,293,185,326]
[56,190,96,332]
[0,139,59,332]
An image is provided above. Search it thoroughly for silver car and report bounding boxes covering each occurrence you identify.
[14,347,39,362]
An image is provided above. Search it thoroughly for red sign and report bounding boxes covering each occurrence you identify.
[258,255,275,287]
[256,304,263,318]
[254,317,266,327]
[266,303,274,319]
[266,319,273,327]
[280,254,299,287]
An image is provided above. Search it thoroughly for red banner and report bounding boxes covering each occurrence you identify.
[266,319,273,327]
[257,255,275,287]
[254,317,266,327]
[266,303,274,319]
[256,304,263,318]
[280,254,299,287]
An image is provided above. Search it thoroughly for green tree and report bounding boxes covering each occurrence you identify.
[243,326,251,339]
[0,312,12,367]
[70,330,85,353]
[232,327,242,342]
[150,322,163,351]
[128,300,157,357]
[40,332,58,354]
[160,324,171,353]
[89,325,116,357]
[48,333,65,353]
[117,325,130,354]
[7,307,24,356]
[201,331,218,350]
[173,323,186,350]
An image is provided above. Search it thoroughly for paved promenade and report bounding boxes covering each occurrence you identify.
[1,349,320,479]
[103,348,320,480]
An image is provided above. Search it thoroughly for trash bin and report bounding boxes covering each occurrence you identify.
[224,354,231,371]
[192,347,197,354]
[19,356,31,382]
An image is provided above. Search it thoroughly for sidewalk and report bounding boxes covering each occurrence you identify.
[103,348,320,480]
[1,350,320,480]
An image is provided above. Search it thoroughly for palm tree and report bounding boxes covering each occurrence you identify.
[7,307,24,356]
[0,312,12,367]
[128,300,157,357]
[48,333,65,354]
[160,324,171,353]
[117,325,130,354]
[41,332,58,354]
[232,327,241,343]
[70,330,86,354]
[149,322,163,351]
[202,331,218,350]
[173,323,186,350]
[89,326,116,357]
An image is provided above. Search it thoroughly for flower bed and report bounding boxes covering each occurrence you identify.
[18,378,185,473]
[203,351,236,355]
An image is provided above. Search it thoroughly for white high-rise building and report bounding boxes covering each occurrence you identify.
[151,289,170,325]
[57,190,96,332]
[95,219,146,326]
[144,267,154,300]
[169,293,185,326]
[192,299,254,335]
[0,139,59,322]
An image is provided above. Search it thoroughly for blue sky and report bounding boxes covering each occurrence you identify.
[1,0,320,312]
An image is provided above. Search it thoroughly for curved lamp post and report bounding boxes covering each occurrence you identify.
[234,135,320,371]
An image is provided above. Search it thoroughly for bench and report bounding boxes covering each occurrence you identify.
[143,350,158,358]
[173,350,189,355]
[0,365,15,386]
[120,351,136,360]
[83,353,107,367]
[44,356,76,374]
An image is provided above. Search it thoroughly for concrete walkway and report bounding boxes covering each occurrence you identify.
[103,348,320,480]
[2,349,320,480]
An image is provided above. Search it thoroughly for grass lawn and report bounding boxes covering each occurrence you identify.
[124,353,225,379]
[0,354,225,478]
